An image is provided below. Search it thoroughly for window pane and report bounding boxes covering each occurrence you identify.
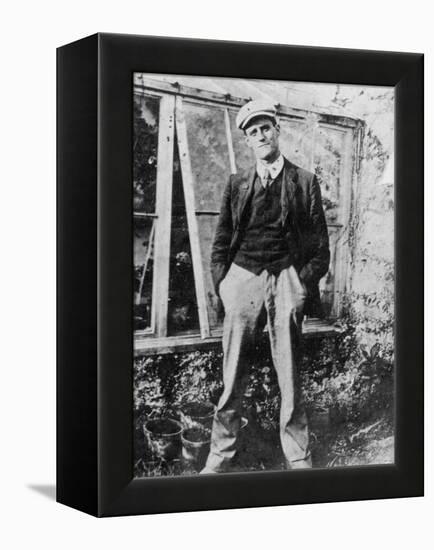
[314,126,345,224]
[314,126,348,316]
[279,118,315,170]
[133,94,160,214]
[196,215,222,329]
[184,103,232,330]
[228,109,255,172]
[167,132,200,335]
[133,93,160,333]
[184,102,232,210]
[134,216,154,331]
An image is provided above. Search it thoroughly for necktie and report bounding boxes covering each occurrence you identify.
[262,169,272,188]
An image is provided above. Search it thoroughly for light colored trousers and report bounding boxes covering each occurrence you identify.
[205,263,312,472]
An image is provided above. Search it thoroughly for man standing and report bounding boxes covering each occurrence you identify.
[201,100,330,473]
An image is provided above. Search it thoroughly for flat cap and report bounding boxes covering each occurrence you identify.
[236,99,278,130]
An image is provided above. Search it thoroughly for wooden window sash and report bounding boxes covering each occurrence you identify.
[133,91,167,337]
[132,84,362,350]
[309,121,317,173]
[319,125,355,317]
[134,318,342,356]
[151,94,175,338]
[134,219,156,337]
[224,108,237,174]
[175,96,211,339]
[340,127,363,311]
[133,75,362,129]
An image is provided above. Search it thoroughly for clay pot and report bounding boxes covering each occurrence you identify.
[181,426,211,468]
[179,401,216,430]
[143,417,182,461]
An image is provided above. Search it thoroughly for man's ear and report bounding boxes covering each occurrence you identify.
[275,123,281,136]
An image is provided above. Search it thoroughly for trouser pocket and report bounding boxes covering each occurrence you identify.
[219,263,257,305]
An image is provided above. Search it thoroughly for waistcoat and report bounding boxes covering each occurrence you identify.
[233,172,293,275]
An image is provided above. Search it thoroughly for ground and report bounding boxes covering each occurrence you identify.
[134,407,394,477]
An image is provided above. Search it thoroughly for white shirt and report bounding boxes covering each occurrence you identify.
[256,154,284,188]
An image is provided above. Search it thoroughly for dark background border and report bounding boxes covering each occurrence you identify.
[58,32,424,517]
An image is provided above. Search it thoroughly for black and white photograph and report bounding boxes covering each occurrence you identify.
[132,73,395,477]
[1,0,429,540]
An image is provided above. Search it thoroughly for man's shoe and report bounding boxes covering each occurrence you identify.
[285,454,313,470]
[199,466,219,475]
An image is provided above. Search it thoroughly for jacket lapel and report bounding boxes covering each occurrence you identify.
[236,165,256,225]
[281,158,299,226]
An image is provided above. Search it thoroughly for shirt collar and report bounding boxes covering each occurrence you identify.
[256,154,284,184]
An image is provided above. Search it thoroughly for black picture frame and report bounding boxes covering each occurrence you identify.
[57,32,424,517]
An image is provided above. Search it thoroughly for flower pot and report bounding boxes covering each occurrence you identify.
[179,401,216,430]
[181,426,211,468]
[143,417,182,461]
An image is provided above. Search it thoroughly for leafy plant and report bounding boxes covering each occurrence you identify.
[133,286,395,473]
[171,351,223,407]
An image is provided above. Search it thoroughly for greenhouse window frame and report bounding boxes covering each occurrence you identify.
[133,77,365,355]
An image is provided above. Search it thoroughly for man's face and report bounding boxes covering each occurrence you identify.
[244,116,280,162]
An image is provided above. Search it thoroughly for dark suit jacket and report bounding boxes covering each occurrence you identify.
[211,157,330,317]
